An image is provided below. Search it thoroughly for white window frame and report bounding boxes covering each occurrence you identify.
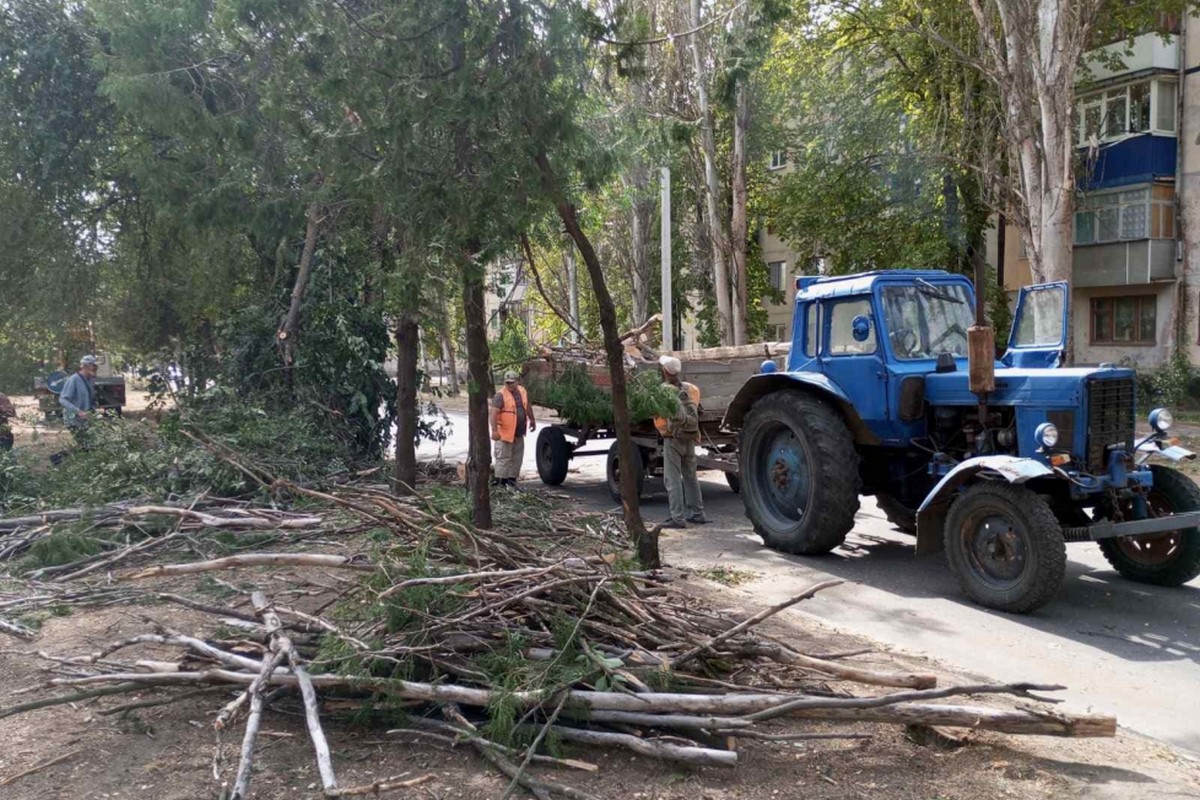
[1075,78,1177,146]
[1074,186,1153,245]
[767,260,786,291]
[769,150,788,170]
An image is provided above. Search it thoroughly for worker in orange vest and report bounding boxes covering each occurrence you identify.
[656,356,706,528]
[489,370,536,487]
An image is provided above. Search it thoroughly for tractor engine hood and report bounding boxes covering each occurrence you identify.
[923,365,1136,407]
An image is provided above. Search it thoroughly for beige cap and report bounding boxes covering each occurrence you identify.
[658,355,682,375]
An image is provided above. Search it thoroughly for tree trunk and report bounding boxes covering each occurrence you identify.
[462,248,493,529]
[564,242,581,342]
[533,149,656,568]
[394,312,420,496]
[729,79,750,346]
[688,0,732,345]
[277,202,322,369]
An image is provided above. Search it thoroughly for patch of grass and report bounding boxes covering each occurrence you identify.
[695,565,759,587]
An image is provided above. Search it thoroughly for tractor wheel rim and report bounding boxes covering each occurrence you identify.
[759,424,811,524]
[964,513,1028,588]
[1116,490,1183,566]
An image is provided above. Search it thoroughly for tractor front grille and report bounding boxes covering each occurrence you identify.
[1085,377,1135,473]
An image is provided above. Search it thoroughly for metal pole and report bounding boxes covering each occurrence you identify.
[661,166,673,351]
[565,243,579,344]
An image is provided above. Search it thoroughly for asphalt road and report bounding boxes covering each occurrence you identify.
[419,411,1200,757]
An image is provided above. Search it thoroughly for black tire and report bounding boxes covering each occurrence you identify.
[876,493,916,535]
[739,392,860,555]
[1098,465,1200,587]
[725,471,741,494]
[535,427,571,486]
[943,483,1066,613]
[606,440,645,502]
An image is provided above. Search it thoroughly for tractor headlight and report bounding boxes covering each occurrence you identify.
[1149,407,1173,433]
[1035,422,1059,449]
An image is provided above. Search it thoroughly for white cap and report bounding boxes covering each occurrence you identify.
[658,355,682,375]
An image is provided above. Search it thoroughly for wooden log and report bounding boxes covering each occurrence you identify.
[46,672,1116,737]
[124,506,324,529]
[516,724,737,767]
[121,553,375,581]
[739,642,938,690]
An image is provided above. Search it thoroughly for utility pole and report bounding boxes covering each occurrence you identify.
[564,241,580,343]
[661,166,673,351]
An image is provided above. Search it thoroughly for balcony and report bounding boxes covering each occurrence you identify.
[1081,32,1178,85]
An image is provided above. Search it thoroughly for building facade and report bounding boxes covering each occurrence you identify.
[997,22,1186,367]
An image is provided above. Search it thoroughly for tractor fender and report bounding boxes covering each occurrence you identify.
[722,372,879,446]
[914,456,1054,555]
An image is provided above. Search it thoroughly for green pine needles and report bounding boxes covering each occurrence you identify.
[527,365,679,427]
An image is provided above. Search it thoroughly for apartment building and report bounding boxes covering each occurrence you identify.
[996,22,1185,366]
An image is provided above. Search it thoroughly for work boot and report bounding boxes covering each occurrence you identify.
[661,518,687,530]
[687,514,710,525]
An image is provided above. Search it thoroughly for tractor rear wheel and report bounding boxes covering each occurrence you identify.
[739,392,860,555]
[943,483,1065,613]
[1098,465,1200,587]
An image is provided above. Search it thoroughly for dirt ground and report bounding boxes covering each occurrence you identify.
[2,565,1199,800]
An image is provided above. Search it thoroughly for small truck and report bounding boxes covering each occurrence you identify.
[723,270,1200,613]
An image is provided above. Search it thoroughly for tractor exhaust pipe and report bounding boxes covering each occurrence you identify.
[967,247,994,414]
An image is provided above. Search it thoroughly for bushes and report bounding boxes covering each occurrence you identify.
[1137,349,1196,411]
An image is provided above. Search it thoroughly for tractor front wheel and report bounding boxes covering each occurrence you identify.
[1098,465,1200,587]
[739,392,860,555]
[943,483,1066,613]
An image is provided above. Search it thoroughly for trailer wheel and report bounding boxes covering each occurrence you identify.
[725,472,741,494]
[535,427,571,486]
[739,392,860,555]
[606,441,646,502]
[875,493,916,534]
[943,483,1065,613]
[1098,465,1200,587]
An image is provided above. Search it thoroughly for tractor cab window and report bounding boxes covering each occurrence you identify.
[826,299,876,355]
[880,283,974,360]
[804,303,821,358]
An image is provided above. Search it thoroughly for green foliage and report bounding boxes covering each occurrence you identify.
[22,530,105,571]
[491,316,535,373]
[527,365,678,426]
[1138,348,1195,410]
[7,403,345,514]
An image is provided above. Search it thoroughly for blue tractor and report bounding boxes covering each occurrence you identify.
[724,269,1200,613]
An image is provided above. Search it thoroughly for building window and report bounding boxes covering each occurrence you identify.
[1075,188,1151,244]
[769,150,788,170]
[767,260,786,292]
[773,324,787,342]
[1091,296,1156,344]
[1076,78,1177,145]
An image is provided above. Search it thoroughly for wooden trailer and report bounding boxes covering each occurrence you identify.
[524,342,791,500]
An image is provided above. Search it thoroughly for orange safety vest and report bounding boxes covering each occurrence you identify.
[497,385,529,444]
[655,381,701,439]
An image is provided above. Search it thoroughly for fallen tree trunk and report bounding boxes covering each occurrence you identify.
[121,554,374,581]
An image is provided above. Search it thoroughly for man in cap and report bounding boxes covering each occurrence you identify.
[59,355,99,446]
[656,355,707,528]
[489,369,536,487]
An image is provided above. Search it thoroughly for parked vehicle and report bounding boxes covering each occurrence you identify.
[723,270,1200,613]
[526,344,790,500]
[35,352,126,421]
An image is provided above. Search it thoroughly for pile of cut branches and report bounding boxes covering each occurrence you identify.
[0,473,1117,799]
